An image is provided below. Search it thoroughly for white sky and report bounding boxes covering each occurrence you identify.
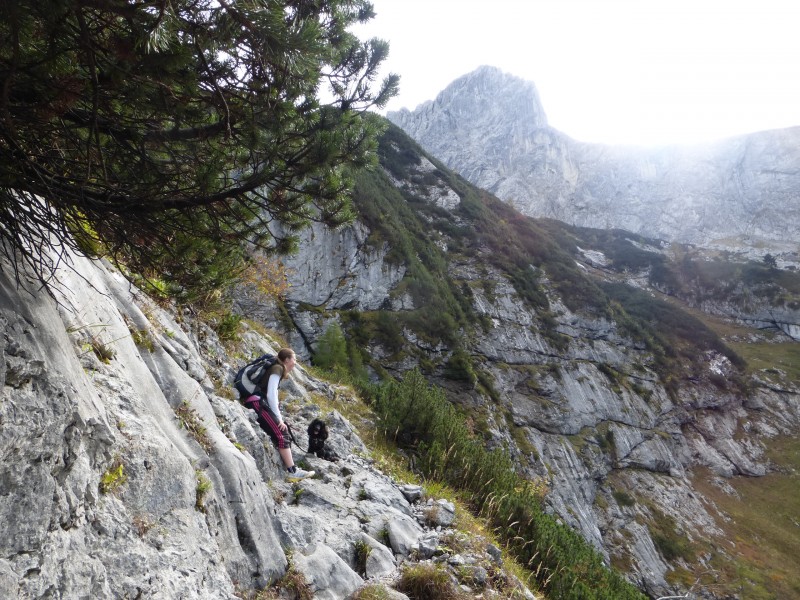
[354,0,800,146]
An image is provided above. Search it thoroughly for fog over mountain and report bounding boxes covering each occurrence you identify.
[388,66,800,268]
[245,119,800,598]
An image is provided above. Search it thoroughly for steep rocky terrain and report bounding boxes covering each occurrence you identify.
[3,122,799,599]
[388,66,800,268]
[0,250,537,599]
[244,124,800,599]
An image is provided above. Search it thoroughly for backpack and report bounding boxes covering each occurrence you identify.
[233,353,278,400]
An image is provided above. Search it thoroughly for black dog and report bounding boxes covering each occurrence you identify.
[307,418,339,462]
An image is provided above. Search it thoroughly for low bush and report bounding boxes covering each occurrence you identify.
[195,470,212,512]
[99,457,127,495]
[353,538,372,577]
[364,369,647,600]
[174,401,214,453]
[397,563,464,600]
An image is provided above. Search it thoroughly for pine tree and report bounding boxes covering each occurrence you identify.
[0,0,398,287]
[314,322,348,371]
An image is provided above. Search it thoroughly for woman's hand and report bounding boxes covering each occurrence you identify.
[279,421,288,432]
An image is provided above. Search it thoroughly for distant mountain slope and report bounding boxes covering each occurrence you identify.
[388,66,800,268]
[242,120,800,599]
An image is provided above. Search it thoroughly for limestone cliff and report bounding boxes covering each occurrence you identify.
[5,115,798,598]
[252,124,800,599]
[0,251,535,599]
[388,66,800,268]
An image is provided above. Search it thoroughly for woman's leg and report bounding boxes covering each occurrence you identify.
[252,401,294,468]
[246,396,312,477]
[278,447,294,469]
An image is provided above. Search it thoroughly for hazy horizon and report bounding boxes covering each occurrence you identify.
[354,0,800,147]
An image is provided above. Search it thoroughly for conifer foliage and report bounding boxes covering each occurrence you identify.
[314,321,348,370]
[0,0,398,286]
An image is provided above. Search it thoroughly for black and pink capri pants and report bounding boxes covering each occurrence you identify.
[244,395,288,449]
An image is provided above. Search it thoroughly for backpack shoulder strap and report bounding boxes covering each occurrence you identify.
[250,353,274,368]
[254,361,283,390]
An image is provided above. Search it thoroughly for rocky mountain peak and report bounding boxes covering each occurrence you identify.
[392,65,548,131]
[388,67,800,268]
[389,67,549,174]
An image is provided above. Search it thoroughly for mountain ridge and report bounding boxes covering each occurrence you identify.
[388,66,800,268]
[2,106,799,600]
[246,120,800,598]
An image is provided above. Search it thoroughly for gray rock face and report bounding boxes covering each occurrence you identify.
[387,514,424,557]
[388,66,800,266]
[425,499,456,527]
[280,221,406,311]
[291,544,362,600]
[234,220,406,360]
[357,532,396,579]
[0,255,299,599]
[269,143,800,598]
[389,66,549,198]
[1,249,531,599]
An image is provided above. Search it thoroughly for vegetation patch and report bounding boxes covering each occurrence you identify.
[174,401,214,453]
[601,282,746,389]
[691,437,800,599]
[365,369,646,600]
[274,564,313,600]
[129,327,155,352]
[471,364,498,396]
[131,514,156,537]
[353,538,372,577]
[729,339,800,382]
[595,425,616,453]
[89,336,116,363]
[638,503,695,563]
[351,584,394,600]
[398,562,464,600]
[195,470,212,512]
[209,310,242,343]
[99,456,127,495]
[508,421,540,463]
[443,348,477,385]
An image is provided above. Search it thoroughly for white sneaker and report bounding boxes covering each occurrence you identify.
[286,467,315,481]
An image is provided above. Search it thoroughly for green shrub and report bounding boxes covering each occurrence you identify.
[212,311,242,342]
[366,370,647,600]
[276,566,313,600]
[195,470,212,512]
[89,336,116,363]
[443,349,477,385]
[613,490,636,507]
[351,584,394,600]
[314,322,348,370]
[354,538,372,577]
[648,508,695,562]
[99,457,127,494]
[174,401,214,453]
[398,563,464,600]
[129,327,155,352]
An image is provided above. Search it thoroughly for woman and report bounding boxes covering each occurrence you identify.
[245,348,314,480]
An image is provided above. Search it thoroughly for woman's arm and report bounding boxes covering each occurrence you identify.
[266,372,283,423]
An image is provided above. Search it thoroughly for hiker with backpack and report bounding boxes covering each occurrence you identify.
[234,348,315,480]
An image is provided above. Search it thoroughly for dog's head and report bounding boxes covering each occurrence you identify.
[307,418,328,441]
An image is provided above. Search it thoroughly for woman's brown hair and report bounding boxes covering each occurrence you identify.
[277,348,295,380]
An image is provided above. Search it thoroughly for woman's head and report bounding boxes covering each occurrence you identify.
[277,348,296,377]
